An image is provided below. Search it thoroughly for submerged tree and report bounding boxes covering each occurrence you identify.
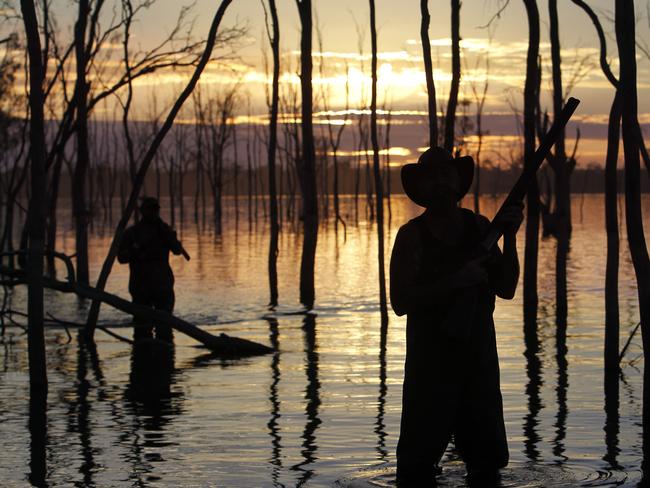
[548,0,573,330]
[20,0,48,396]
[72,0,92,285]
[615,0,650,473]
[522,0,541,331]
[569,0,621,414]
[369,0,388,326]
[264,0,281,307]
[295,0,318,309]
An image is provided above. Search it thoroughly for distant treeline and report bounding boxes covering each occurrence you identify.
[15,163,646,202]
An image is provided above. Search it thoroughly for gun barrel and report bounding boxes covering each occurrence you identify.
[481,97,580,250]
[180,246,191,261]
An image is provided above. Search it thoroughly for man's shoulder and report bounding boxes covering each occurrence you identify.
[460,207,490,231]
[395,218,424,246]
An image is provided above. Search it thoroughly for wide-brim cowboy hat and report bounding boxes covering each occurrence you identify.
[401,146,474,207]
[139,196,160,210]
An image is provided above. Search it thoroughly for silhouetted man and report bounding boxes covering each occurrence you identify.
[390,147,523,485]
[118,197,188,343]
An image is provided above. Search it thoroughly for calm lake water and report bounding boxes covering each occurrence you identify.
[1,194,648,487]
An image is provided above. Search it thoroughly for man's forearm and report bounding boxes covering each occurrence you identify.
[496,233,519,298]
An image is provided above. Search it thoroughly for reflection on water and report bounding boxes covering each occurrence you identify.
[29,390,47,488]
[266,317,284,487]
[375,320,388,462]
[292,314,322,487]
[523,332,543,463]
[0,195,648,487]
[553,317,568,465]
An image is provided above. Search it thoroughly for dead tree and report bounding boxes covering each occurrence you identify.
[326,62,349,235]
[72,0,92,285]
[263,0,281,307]
[420,0,438,147]
[232,122,239,226]
[443,0,461,152]
[522,0,541,331]
[193,86,207,225]
[615,0,650,471]
[369,0,388,327]
[205,88,237,233]
[295,0,318,309]
[383,104,393,221]
[466,32,491,214]
[85,0,236,338]
[20,0,48,396]
[548,0,573,329]
[569,0,621,413]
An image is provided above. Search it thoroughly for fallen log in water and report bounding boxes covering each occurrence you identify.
[1,255,273,356]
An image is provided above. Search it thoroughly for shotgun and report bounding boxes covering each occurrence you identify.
[441,97,580,342]
[480,96,581,251]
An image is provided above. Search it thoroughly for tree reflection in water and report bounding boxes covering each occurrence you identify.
[266,316,284,487]
[375,318,388,461]
[523,318,543,462]
[553,309,569,464]
[291,313,322,487]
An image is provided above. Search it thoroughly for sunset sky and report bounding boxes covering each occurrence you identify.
[36,0,650,166]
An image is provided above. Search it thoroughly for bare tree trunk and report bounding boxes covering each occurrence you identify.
[469,39,490,214]
[85,0,235,337]
[420,0,438,147]
[569,0,621,429]
[369,0,388,327]
[443,0,460,152]
[45,154,63,276]
[523,0,541,329]
[354,121,362,222]
[384,108,392,222]
[21,7,49,478]
[604,93,621,403]
[549,0,571,329]
[193,89,204,224]
[178,130,186,228]
[168,155,176,227]
[73,0,91,285]
[247,119,253,229]
[296,0,318,309]
[21,0,48,396]
[265,0,281,307]
[233,122,239,226]
[615,0,650,472]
